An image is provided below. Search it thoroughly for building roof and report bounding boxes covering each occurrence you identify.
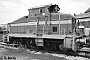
[9,13,74,24]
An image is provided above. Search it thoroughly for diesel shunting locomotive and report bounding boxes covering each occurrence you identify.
[3,4,90,52]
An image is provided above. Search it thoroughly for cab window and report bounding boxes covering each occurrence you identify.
[53,27,57,32]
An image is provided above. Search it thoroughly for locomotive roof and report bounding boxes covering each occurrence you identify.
[9,16,29,24]
[28,4,50,10]
[9,13,74,24]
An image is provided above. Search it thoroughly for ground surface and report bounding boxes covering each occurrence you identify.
[0,44,90,60]
[0,45,67,60]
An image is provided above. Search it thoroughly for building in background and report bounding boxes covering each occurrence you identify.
[75,8,90,36]
[0,24,8,42]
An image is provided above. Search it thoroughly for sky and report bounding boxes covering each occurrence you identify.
[0,0,90,24]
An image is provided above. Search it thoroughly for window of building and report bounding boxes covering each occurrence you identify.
[53,27,57,32]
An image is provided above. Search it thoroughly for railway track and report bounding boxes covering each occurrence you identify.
[1,43,90,59]
[32,48,90,59]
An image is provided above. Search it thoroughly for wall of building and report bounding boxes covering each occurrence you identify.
[75,12,90,28]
